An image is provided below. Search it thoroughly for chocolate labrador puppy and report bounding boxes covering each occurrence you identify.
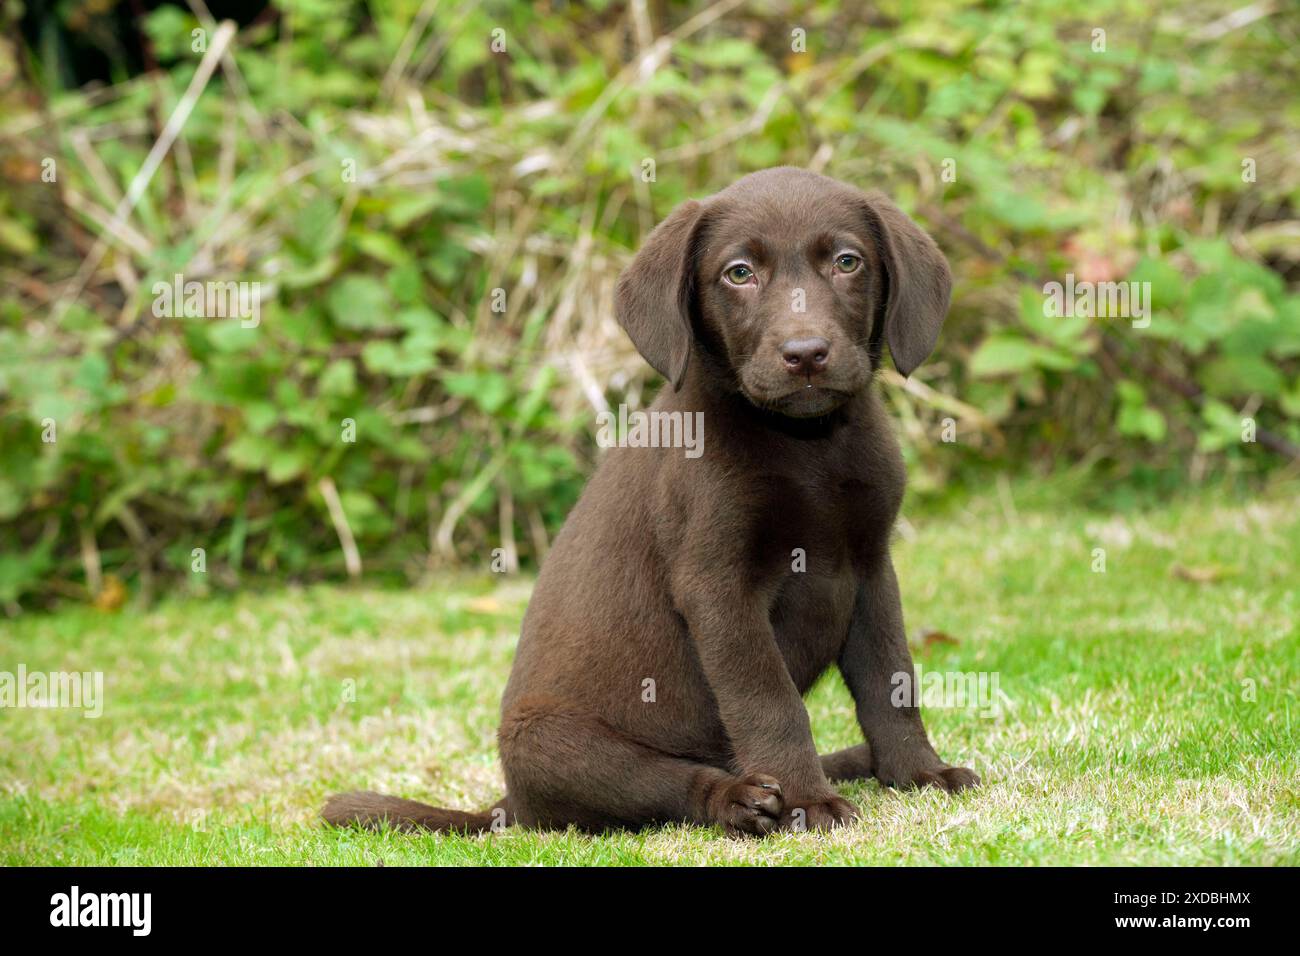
[323,167,978,836]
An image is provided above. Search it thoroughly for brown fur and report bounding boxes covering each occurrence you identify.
[322,167,979,837]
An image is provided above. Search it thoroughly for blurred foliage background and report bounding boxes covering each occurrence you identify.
[0,0,1297,610]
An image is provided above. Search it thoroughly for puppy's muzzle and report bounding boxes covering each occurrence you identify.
[780,337,831,377]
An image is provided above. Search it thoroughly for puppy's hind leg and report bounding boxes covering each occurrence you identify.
[499,697,783,836]
[820,743,874,783]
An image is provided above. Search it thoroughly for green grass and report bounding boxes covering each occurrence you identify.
[2,482,1298,865]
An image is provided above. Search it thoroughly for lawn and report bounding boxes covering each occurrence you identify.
[2,481,1297,866]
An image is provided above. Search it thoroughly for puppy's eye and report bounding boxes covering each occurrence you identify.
[834,253,861,274]
[724,263,755,285]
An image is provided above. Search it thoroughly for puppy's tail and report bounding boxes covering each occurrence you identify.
[321,790,509,834]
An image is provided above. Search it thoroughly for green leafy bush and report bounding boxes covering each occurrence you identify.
[0,0,1296,607]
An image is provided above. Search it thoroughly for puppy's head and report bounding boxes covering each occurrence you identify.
[615,167,951,418]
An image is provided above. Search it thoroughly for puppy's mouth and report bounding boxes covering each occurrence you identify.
[747,384,853,419]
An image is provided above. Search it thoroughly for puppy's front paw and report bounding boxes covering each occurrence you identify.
[914,765,980,792]
[712,773,784,837]
[875,752,980,793]
[780,793,858,832]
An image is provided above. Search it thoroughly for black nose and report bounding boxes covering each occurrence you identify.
[781,337,831,375]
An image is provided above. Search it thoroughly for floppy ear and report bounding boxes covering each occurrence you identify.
[614,199,706,390]
[862,192,952,377]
